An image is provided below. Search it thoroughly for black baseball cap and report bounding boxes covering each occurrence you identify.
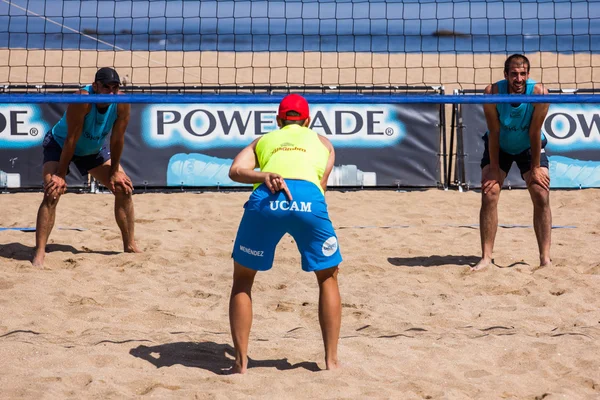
[95,67,120,85]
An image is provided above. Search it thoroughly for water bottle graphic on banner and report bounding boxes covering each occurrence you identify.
[327,165,377,187]
[549,155,600,188]
[0,170,21,188]
[167,153,247,187]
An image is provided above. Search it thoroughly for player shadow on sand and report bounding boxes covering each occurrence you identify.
[387,255,481,267]
[0,242,120,262]
[387,255,529,269]
[129,341,321,374]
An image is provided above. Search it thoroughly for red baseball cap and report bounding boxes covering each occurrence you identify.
[278,94,309,121]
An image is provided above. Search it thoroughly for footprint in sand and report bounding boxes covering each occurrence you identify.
[275,302,294,312]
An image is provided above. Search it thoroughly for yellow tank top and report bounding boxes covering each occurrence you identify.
[255,124,330,193]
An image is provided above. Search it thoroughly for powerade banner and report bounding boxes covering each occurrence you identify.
[459,103,600,189]
[126,102,440,187]
[0,101,440,189]
[0,104,87,188]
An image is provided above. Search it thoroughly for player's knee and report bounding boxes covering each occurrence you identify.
[315,266,339,283]
[113,184,131,197]
[113,185,124,195]
[43,193,62,207]
[530,187,549,207]
[481,186,501,203]
[232,262,258,282]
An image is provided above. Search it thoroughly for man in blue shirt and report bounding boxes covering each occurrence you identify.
[473,54,551,271]
[32,67,141,267]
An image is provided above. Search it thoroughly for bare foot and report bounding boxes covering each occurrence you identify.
[124,242,143,253]
[471,257,493,271]
[222,361,247,374]
[325,361,340,371]
[540,259,552,268]
[31,250,45,267]
[532,259,552,272]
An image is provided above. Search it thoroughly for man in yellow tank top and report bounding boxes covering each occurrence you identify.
[228,94,342,374]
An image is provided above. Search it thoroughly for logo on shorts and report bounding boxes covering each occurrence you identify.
[269,200,312,213]
[322,237,338,257]
[239,245,264,257]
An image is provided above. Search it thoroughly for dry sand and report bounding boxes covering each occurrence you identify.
[2,50,600,92]
[0,189,599,399]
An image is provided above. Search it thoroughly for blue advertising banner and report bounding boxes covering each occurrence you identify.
[0,100,441,189]
[0,103,87,189]
[128,101,440,188]
[459,103,600,189]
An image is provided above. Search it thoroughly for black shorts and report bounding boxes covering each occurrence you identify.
[42,131,110,176]
[480,135,549,179]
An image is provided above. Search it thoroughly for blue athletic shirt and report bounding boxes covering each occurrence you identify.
[488,79,545,155]
[51,84,118,156]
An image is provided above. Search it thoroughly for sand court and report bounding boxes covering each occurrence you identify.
[0,189,599,398]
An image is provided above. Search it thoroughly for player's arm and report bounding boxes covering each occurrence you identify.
[529,83,549,168]
[45,90,90,196]
[483,83,500,171]
[318,135,335,192]
[481,83,502,194]
[228,138,261,183]
[229,138,292,200]
[528,83,550,190]
[56,92,89,178]
[109,102,130,175]
[106,101,133,194]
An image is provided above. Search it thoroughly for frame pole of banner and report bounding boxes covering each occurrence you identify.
[456,103,467,190]
[448,103,456,189]
[439,87,448,189]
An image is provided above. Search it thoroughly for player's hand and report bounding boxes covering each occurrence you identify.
[108,170,134,195]
[481,167,501,195]
[44,174,67,199]
[264,173,293,201]
[527,166,550,191]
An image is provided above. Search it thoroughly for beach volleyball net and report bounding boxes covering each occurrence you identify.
[1,0,599,90]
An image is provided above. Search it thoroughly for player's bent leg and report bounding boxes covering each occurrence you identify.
[229,261,258,374]
[314,266,341,370]
[33,161,62,267]
[112,183,141,253]
[89,161,141,253]
[473,165,506,271]
[525,168,552,267]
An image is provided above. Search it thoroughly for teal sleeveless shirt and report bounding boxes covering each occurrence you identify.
[490,79,545,155]
[51,84,118,156]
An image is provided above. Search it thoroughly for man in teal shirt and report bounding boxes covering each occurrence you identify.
[473,54,551,271]
[33,67,141,267]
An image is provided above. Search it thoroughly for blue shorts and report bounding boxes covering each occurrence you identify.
[232,180,342,272]
[42,131,110,175]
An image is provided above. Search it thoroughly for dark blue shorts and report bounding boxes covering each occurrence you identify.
[480,135,549,179]
[232,180,342,272]
[42,132,110,175]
